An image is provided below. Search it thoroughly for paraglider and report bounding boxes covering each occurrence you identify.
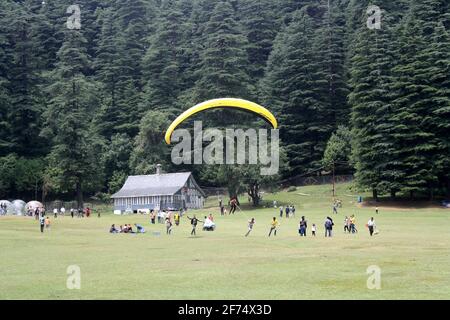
[165,98,278,145]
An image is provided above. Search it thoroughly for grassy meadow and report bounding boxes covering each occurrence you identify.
[0,183,449,300]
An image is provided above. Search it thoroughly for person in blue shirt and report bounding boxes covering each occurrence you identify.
[135,224,146,233]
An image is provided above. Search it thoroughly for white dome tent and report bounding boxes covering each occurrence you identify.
[0,200,14,215]
[12,200,26,216]
[25,201,44,215]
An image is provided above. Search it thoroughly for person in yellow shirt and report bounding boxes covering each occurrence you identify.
[268,217,279,237]
[174,213,180,226]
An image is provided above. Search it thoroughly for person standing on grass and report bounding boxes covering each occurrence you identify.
[53,208,58,218]
[70,208,74,218]
[299,216,307,236]
[333,202,338,214]
[150,210,156,224]
[324,216,334,237]
[279,206,283,218]
[174,212,180,226]
[268,217,279,237]
[367,217,376,236]
[344,216,350,233]
[45,216,51,230]
[39,214,45,233]
[285,206,290,218]
[245,218,255,237]
[311,224,317,236]
[187,215,202,236]
[375,206,379,215]
[350,215,357,233]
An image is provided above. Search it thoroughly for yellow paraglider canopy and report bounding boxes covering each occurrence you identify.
[165,98,278,145]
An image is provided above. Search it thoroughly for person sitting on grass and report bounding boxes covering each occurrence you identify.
[135,224,146,234]
[110,224,119,233]
[202,216,216,231]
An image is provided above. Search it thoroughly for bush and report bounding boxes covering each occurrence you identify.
[287,186,297,192]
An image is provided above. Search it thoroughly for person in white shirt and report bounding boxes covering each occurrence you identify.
[367,217,376,236]
[202,216,216,231]
[60,207,66,216]
[53,208,58,218]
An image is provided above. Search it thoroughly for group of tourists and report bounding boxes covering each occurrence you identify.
[110,223,146,234]
[294,215,377,237]
[243,214,377,238]
[278,205,296,218]
[344,215,358,233]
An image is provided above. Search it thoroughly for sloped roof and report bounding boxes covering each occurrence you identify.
[111,172,205,198]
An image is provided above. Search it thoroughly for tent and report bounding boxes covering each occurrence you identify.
[25,201,44,214]
[12,200,26,216]
[0,200,14,215]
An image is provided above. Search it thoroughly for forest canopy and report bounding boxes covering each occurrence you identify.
[0,0,449,202]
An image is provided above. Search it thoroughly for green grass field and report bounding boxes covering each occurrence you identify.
[1,183,449,300]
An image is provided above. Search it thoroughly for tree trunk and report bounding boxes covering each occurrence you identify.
[248,181,260,207]
[372,188,378,202]
[390,189,396,199]
[76,180,83,209]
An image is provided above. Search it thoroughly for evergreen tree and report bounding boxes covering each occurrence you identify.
[140,0,190,117]
[349,9,400,199]
[41,27,100,207]
[390,0,448,198]
[238,0,280,80]
[188,0,254,127]
[263,9,330,176]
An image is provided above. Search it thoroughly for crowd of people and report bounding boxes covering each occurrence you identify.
[26,196,379,239]
[278,205,296,218]
[110,223,146,234]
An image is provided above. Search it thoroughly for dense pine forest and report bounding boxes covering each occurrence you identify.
[0,0,449,204]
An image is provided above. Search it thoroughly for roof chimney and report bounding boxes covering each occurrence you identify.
[156,164,162,175]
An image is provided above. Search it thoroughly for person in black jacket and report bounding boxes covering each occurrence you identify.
[187,215,203,236]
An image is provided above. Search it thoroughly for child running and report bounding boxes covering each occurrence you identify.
[245,218,255,237]
[45,216,51,230]
[268,217,279,237]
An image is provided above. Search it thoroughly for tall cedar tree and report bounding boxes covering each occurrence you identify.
[349,9,400,200]
[41,27,100,207]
